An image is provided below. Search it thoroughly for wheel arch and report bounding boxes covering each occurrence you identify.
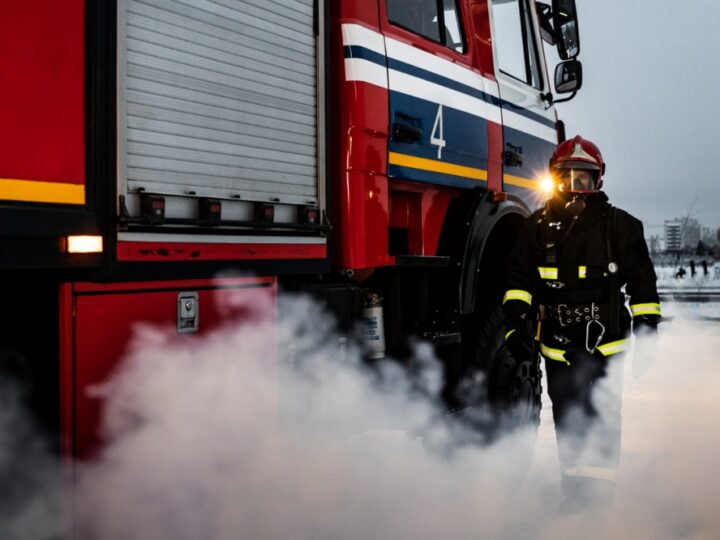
[458,193,532,315]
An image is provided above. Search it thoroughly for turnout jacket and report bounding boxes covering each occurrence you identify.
[503,192,661,364]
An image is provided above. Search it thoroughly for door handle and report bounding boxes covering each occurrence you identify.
[393,122,422,143]
[503,143,523,167]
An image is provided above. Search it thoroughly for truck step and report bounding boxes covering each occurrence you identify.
[422,331,462,346]
[395,255,451,268]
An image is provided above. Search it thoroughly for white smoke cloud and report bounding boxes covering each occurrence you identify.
[2,295,720,539]
[0,367,61,540]
[72,294,534,539]
[608,302,720,540]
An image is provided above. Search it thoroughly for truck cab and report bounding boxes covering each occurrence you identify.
[333,0,580,269]
[330,0,582,421]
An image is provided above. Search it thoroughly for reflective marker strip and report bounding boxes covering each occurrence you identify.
[388,152,488,181]
[597,339,630,357]
[0,178,85,204]
[630,303,662,316]
[538,266,558,280]
[503,289,532,305]
[505,329,516,341]
[503,174,536,189]
[540,344,569,364]
[563,465,617,482]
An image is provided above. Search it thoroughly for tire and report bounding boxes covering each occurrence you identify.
[451,301,542,442]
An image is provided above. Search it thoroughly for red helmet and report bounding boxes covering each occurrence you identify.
[549,135,605,194]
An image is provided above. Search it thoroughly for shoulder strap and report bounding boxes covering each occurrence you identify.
[603,204,616,261]
[602,204,621,334]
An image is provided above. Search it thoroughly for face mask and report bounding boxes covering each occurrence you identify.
[556,168,598,194]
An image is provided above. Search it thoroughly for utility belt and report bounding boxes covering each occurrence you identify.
[542,301,612,354]
[543,302,610,327]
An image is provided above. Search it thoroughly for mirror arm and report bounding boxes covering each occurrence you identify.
[541,92,554,109]
[552,91,577,104]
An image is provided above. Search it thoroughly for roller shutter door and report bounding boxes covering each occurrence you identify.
[119,0,318,206]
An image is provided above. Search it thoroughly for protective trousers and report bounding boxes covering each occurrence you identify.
[545,349,625,506]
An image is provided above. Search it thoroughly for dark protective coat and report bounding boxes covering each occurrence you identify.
[502,191,661,505]
[503,192,660,359]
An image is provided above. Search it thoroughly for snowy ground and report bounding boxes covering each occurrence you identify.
[655,263,720,295]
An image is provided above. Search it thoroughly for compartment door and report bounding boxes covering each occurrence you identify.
[61,276,276,458]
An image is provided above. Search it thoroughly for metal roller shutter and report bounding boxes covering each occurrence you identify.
[118,0,318,206]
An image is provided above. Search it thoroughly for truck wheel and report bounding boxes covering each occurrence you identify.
[453,301,542,441]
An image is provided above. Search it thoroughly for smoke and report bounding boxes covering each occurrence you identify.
[608,302,720,539]
[1,296,720,539]
[72,294,533,539]
[0,354,61,540]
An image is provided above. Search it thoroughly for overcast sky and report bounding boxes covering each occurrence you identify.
[550,0,720,238]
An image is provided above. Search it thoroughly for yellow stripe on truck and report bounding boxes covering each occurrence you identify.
[503,174,536,189]
[0,178,85,205]
[388,152,488,181]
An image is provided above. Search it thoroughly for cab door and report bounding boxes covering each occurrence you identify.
[489,0,558,207]
[380,0,494,190]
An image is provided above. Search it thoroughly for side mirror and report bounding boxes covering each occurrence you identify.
[554,59,582,93]
[552,0,580,59]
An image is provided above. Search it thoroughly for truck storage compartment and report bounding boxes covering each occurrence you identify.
[61,276,276,458]
[117,0,324,232]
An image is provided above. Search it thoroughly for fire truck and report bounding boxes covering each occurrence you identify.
[0,0,582,459]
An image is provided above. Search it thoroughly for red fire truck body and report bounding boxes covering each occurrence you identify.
[0,0,581,458]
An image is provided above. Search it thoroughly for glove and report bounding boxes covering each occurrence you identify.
[504,318,535,361]
[632,315,660,379]
[633,314,660,336]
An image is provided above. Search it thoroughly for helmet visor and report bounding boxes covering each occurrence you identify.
[555,168,599,193]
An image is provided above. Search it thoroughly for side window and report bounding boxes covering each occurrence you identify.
[442,0,465,53]
[387,0,466,53]
[491,0,543,89]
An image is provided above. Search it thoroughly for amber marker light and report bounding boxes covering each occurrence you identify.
[66,235,104,254]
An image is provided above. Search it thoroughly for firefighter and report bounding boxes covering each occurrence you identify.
[502,135,661,511]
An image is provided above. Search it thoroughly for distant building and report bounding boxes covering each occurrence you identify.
[647,234,663,254]
[664,217,701,251]
[702,227,719,247]
[684,218,701,249]
[664,219,683,251]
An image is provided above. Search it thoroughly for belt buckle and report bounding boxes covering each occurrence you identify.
[557,303,568,327]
